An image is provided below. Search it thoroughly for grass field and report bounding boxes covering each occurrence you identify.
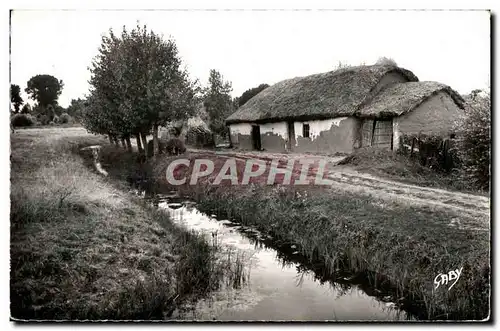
[10,128,247,320]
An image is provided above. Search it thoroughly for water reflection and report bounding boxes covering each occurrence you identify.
[147,192,417,321]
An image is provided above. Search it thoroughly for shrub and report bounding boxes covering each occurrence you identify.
[455,91,491,190]
[398,134,457,173]
[165,138,186,156]
[37,114,50,125]
[53,115,60,124]
[60,113,72,124]
[11,114,34,127]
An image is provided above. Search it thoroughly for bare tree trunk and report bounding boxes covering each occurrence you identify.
[121,138,126,149]
[153,123,159,157]
[113,136,120,148]
[136,134,143,154]
[125,136,132,153]
[212,133,217,148]
[227,127,232,148]
[108,134,113,144]
[140,132,149,159]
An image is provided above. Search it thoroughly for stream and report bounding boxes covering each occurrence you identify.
[143,191,417,321]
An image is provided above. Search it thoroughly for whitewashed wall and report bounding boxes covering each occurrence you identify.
[229,123,253,136]
[259,122,288,139]
[293,117,348,146]
[392,118,401,150]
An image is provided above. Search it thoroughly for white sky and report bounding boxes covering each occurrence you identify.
[10,9,490,108]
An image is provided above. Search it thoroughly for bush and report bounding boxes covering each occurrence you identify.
[165,138,186,156]
[455,91,491,190]
[37,114,50,125]
[11,114,34,128]
[60,113,72,124]
[53,115,60,124]
[398,134,457,173]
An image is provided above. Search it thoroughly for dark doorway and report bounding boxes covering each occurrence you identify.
[251,125,261,150]
[287,121,295,152]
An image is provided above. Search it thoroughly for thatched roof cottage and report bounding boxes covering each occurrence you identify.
[226,65,465,154]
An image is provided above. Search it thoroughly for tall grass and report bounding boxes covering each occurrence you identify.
[193,186,490,320]
[79,132,489,320]
[10,129,250,320]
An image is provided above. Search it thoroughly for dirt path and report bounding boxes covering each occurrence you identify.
[188,148,490,228]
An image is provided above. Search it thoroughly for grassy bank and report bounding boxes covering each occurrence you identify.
[80,141,490,320]
[10,128,247,320]
[194,187,489,320]
[337,148,486,194]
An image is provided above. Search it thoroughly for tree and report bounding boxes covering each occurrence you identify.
[86,25,198,157]
[10,84,23,113]
[375,56,398,66]
[203,69,234,139]
[455,89,491,190]
[237,83,269,108]
[67,98,87,121]
[25,74,64,108]
[20,104,31,114]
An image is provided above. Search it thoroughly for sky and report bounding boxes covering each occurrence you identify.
[10,9,490,108]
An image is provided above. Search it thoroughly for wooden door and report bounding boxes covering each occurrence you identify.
[372,120,393,149]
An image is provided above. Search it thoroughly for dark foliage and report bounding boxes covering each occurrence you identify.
[455,91,490,190]
[398,134,457,173]
[165,138,186,156]
[10,84,24,113]
[237,83,269,107]
[25,75,64,107]
[11,113,34,127]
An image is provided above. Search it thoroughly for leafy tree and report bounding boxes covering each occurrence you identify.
[25,74,64,107]
[54,105,67,117]
[66,98,87,121]
[10,84,23,113]
[20,104,31,114]
[232,97,240,110]
[203,69,234,139]
[237,83,269,107]
[86,25,198,156]
[455,89,491,190]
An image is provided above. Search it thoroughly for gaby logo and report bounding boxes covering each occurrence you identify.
[434,267,463,291]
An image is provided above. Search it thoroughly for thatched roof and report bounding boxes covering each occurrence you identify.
[226,65,419,124]
[357,81,465,118]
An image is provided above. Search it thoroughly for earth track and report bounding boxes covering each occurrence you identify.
[190,149,490,229]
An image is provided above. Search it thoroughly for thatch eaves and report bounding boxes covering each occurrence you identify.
[225,65,419,124]
[357,81,465,119]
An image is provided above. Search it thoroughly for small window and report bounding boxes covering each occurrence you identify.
[303,123,310,138]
